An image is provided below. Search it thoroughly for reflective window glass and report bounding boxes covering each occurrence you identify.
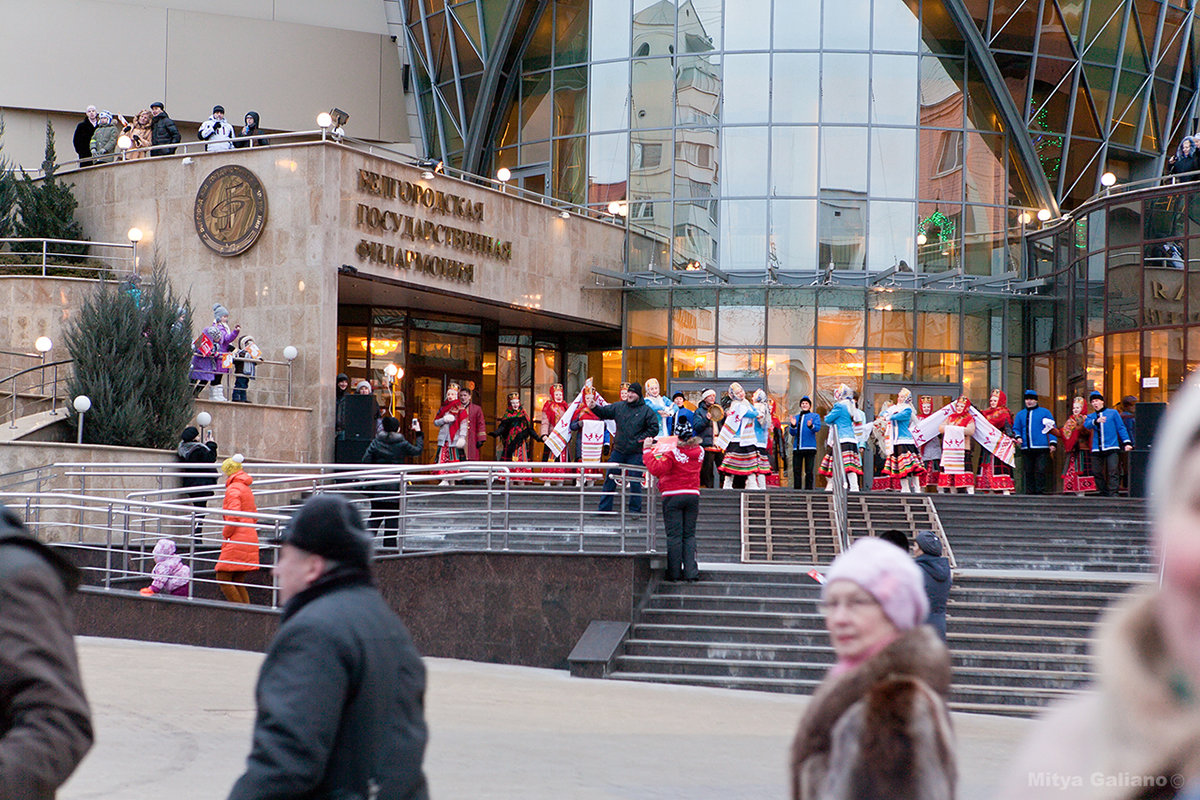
[725,0,771,50]
[679,0,722,52]
[589,62,630,131]
[963,204,1007,275]
[676,55,721,125]
[963,296,1004,352]
[627,294,669,346]
[816,289,866,348]
[1105,332,1139,403]
[717,350,766,377]
[590,0,633,61]
[554,0,590,66]
[770,127,818,195]
[554,67,587,138]
[820,127,869,193]
[767,289,817,346]
[870,55,918,125]
[671,289,718,346]
[915,351,960,383]
[823,0,870,49]
[917,294,960,351]
[718,290,767,346]
[771,199,819,269]
[867,294,914,349]
[627,347,667,387]
[672,348,717,378]
[964,132,1005,206]
[766,349,815,415]
[719,200,769,269]
[721,127,769,196]
[587,132,629,206]
[866,350,913,381]
[870,128,917,199]
[815,349,864,409]
[773,0,819,49]
[819,194,867,270]
[520,72,553,143]
[631,57,676,129]
[872,0,919,52]
[821,54,869,123]
[771,54,820,123]
[868,201,916,270]
[723,53,771,124]
[1142,329,1186,402]
[673,199,719,267]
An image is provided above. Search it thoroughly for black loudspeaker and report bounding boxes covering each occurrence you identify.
[341,395,377,441]
[1134,401,1167,450]
[335,438,370,464]
[1129,450,1151,497]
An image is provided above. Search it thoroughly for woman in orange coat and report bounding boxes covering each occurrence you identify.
[217,454,259,603]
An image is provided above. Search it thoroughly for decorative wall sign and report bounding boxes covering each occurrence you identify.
[193,165,268,256]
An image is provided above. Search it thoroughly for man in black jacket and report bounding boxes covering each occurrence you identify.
[589,381,660,513]
[0,504,93,800]
[692,388,718,489]
[913,530,952,642]
[72,105,97,165]
[149,102,181,156]
[177,426,219,538]
[228,494,428,800]
[362,416,423,549]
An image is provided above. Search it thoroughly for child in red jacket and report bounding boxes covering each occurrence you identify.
[644,435,703,581]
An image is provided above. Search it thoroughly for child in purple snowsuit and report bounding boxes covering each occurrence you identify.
[140,538,191,597]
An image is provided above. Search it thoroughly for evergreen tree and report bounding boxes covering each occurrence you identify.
[0,114,17,239]
[13,120,88,256]
[64,260,194,448]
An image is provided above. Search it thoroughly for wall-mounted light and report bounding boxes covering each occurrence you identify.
[422,170,435,180]
[559,210,570,219]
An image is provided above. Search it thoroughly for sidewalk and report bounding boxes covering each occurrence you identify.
[62,637,1033,799]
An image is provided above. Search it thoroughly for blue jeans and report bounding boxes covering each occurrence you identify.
[598,449,645,513]
[232,375,250,403]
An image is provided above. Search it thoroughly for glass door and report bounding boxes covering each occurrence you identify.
[862,382,960,488]
[410,370,480,463]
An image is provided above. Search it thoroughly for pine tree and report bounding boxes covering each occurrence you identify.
[64,260,195,448]
[0,114,17,239]
[13,120,88,256]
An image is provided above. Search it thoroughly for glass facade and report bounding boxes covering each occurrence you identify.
[1027,180,1200,416]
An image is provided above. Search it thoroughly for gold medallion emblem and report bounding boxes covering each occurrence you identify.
[193,165,267,256]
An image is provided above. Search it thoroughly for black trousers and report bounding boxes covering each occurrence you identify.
[662,494,700,580]
[1094,450,1121,496]
[792,449,816,490]
[369,497,400,549]
[1022,448,1051,494]
[700,449,718,489]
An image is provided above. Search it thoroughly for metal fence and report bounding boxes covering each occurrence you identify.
[1,358,70,427]
[0,237,136,278]
[0,460,658,608]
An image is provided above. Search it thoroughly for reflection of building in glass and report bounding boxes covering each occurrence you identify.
[400,0,1200,420]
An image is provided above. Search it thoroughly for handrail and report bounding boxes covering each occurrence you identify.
[1,358,71,426]
[0,237,135,278]
[826,427,851,555]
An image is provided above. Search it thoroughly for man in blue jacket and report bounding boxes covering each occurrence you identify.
[1012,389,1057,494]
[667,391,694,438]
[789,396,822,490]
[1084,391,1133,496]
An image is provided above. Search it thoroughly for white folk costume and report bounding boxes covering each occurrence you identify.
[539,383,570,480]
[916,395,941,489]
[717,384,765,488]
[881,389,924,493]
[818,384,864,492]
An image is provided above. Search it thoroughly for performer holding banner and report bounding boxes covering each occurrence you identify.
[539,384,570,482]
[716,382,763,489]
[977,389,1015,494]
[818,384,864,492]
[916,395,941,490]
[546,381,611,482]
[881,389,924,493]
[913,395,1016,495]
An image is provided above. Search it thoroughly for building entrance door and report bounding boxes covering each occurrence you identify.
[861,382,960,488]
[410,370,481,463]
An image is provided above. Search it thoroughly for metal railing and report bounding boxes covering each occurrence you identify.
[1,358,70,428]
[0,237,135,278]
[205,356,298,407]
[0,459,659,607]
[826,427,851,554]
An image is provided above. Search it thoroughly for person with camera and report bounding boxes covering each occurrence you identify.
[362,416,423,549]
[199,105,236,152]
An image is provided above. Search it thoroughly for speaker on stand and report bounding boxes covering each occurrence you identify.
[1128,401,1166,497]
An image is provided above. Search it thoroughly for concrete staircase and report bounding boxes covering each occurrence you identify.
[608,566,1148,716]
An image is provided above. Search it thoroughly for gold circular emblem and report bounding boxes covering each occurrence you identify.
[193,165,267,256]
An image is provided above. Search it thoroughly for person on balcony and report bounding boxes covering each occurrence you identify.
[189,303,239,401]
[89,111,118,164]
[1167,135,1200,180]
[149,102,180,156]
[198,105,235,152]
[1084,391,1133,497]
[233,111,267,149]
[117,109,154,159]
[73,105,97,165]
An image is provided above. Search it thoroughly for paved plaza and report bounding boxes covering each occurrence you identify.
[61,636,1033,799]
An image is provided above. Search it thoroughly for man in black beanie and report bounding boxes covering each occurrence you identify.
[177,426,218,539]
[228,494,429,800]
[588,380,660,514]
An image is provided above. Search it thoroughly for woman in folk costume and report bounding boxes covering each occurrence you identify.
[718,382,763,489]
[539,383,569,482]
[916,395,941,489]
[1056,396,1097,495]
[570,384,608,482]
[938,395,976,493]
[748,389,773,490]
[643,378,673,437]
[881,389,925,493]
[819,384,864,492]
[977,389,1015,494]
[767,397,786,487]
[494,392,534,477]
[433,385,468,466]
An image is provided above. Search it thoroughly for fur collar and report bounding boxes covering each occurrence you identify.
[791,626,951,768]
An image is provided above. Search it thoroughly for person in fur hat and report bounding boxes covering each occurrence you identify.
[790,537,955,799]
[998,372,1200,799]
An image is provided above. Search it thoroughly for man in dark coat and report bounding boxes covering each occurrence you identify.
[72,105,98,165]
[588,381,660,514]
[692,388,718,488]
[913,530,952,642]
[0,504,93,799]
[177,426,219,538]
[149,102,181,156]
[362,416,423,549]
[227,494,428,800]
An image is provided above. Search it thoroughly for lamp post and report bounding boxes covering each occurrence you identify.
[495,167,511,193]
[196,411,212,439]
[117,134,132,161]
[127,227,143,275]
[34,336,51,396]
[73,395,91,445]
[283,345,298,405]
[1101,171,1117,196]
[1017,212,1033,275]
[384,363,403,417]
[317,112,333,141]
